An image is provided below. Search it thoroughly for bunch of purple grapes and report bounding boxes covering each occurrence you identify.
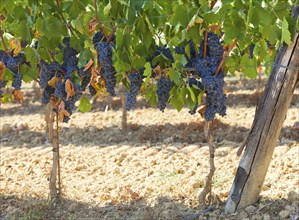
[39,38,83,122]
[126,72,143,111]
[94,31,117,96]
[39,61,61,104]
[156,76,172,112]
[193,32,226,121]
[0,51,26,90]
[61,37,78,79]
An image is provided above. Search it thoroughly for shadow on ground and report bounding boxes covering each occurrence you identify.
[1,192,298,220]
[1,118,298,148]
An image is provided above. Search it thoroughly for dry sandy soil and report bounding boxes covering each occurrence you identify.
[0,76,298,220]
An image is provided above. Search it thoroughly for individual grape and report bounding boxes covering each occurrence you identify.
[156,76,172,112]
[12,73,22,90]
[126,72,143,111]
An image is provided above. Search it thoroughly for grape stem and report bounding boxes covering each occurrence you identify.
[93,0,108,39]
[215,38,238,76]
[107,27,116,43]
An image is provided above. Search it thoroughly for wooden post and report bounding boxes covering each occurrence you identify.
[225,33,299,213]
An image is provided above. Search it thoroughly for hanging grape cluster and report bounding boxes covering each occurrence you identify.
[126,72,143,111]
[0,50,26,93]
[194,32,226,121]
[38,38,84,123]
[94,31,117,96]
[156,76,172,112]
[0,30,227,123]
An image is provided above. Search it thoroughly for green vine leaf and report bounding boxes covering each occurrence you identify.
[281,17,291,45]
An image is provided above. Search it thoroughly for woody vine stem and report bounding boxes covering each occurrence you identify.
[48,108,61,202]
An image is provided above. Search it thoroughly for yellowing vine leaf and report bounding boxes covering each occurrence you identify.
[65,79,75,101]
[9,39,21,55]
[91,81,100,91]
[187,15,203,30]
[48,76,60,87]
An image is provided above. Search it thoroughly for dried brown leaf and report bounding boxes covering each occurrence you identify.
[84,59,94,71]
[65,79,75,101]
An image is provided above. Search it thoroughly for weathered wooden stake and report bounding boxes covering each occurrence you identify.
[225,33,299,213]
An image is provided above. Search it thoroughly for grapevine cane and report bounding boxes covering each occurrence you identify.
[48,108,61,202]
[215,39,238,76]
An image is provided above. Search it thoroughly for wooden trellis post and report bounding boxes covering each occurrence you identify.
[225,32,299,213]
